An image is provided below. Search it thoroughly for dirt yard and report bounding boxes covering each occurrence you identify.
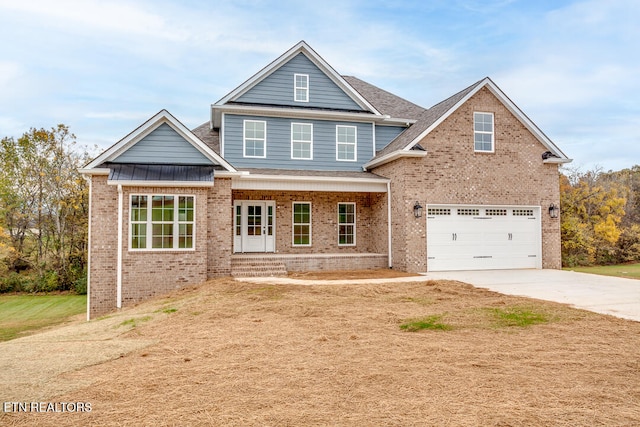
[2,273,640,426]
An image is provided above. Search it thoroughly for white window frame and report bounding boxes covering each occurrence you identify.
[291,122,313,160]
[292,202,312,246]
[336,125,357,162]
[473,112,494,153]
[129,194,196,251]
[338,202,356,246]
[294,73,309,102]
[243,120,267,158]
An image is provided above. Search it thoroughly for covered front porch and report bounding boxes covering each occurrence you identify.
[228,169,391,275]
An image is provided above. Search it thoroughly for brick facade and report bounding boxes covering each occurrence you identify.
[232,190,388,255]
[372,87,562,272]
[88,180,390,318]
[87,176,234,318]
[87,175,118,318]
[87,88,563,318]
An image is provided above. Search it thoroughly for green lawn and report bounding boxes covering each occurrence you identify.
[0,294,86,341]
[564,262,640,280]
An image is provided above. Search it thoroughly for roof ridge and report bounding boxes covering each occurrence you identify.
[425,77,486,110]
[342,75,426,119]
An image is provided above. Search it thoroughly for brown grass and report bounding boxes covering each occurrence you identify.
[288,268,420,280]
[2,275,640,426]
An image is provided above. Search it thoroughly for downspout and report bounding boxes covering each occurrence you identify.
[387,180,392,268]
[85,175,92,321]
[117,184,123,309]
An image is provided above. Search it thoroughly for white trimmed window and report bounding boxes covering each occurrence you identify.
[294,73,309,102]
[336,125,357,161]
[338,203,356,246]
[474,112,494,152]
[130,195,195,250]
[291,122,313,160]
[292,202,311,246]
[243,120,266,158]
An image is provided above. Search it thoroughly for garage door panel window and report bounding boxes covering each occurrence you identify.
[428,208,451,216]
[513,209,534,216]
[457,208,479,216]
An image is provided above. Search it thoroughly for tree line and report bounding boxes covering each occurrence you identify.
[1,124,639,293]
[0,125,91,293]
[560,165,640,266]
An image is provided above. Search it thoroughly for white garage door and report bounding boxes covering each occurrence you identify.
[426,205,541,271]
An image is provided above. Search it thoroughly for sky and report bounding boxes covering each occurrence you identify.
[0,0,638,172]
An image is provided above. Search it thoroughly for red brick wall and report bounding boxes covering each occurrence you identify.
[373,87,562,272]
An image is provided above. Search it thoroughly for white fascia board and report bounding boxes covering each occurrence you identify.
[214,41,381,115]
[543,157,572,164]
[79,168,110,175]
[403,78,571,162]
[212,104,413,125]
[84,110,236,172]
[214,171,247,178]
[482,81,571,161]
[402,82,488,153]
[232,173,389,193]
[107,180,215,187]
[363,150,428,170]
[84,110,169,169]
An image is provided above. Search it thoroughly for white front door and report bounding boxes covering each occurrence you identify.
[234,201,275,253]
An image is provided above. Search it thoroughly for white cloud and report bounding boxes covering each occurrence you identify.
[0,0,187,41]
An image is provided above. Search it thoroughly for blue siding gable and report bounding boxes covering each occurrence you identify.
[375,126,406,152]
[223,114,373,171]
[235,53,365,111]
[113,123,212,165]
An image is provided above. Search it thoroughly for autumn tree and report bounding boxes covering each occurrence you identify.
[0,125,90,290]
[560,166,629,266]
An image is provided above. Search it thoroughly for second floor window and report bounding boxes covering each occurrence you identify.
[474,112,494,152]
[291,123,313,160]
[244,120,266,158]
[294,74,309,102]
[336,125,357,161]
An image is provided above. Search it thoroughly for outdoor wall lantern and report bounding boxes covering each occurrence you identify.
[413,201,424,218]
[548,203,559,219]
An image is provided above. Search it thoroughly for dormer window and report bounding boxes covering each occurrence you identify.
[474,112,494,152]
[294,74,309,102]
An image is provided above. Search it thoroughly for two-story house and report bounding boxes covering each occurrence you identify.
[81,41,571,318]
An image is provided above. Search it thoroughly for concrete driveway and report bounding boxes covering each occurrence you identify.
[422,269,640,322]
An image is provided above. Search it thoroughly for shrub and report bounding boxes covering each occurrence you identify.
[0,272,29,293]
[73,274,87,295]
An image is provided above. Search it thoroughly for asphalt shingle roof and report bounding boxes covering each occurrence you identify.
[341,76,426,119]
[191,122,220,154]
[374,78,485,158]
